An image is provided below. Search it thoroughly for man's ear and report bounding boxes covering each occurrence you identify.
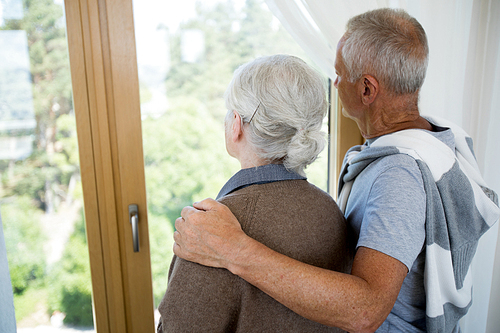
[360,75,379,105]
[231,110,243,142]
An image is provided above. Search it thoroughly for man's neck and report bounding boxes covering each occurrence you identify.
[358,94,432,139]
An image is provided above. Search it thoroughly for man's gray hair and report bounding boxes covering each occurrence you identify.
[342,8,429,95]
[224,55,327,176]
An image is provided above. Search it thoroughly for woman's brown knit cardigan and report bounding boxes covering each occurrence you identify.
[158,179,353,332]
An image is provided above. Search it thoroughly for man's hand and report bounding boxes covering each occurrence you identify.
[173,198,247,269]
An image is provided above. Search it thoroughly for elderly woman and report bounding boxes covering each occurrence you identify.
[157,55,351,333]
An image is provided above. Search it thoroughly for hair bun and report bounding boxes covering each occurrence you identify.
[285,126,326,174]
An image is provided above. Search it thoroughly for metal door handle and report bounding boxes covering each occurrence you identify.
[129,204,139,252]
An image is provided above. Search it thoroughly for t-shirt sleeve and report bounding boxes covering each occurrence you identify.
[357,164,426,271]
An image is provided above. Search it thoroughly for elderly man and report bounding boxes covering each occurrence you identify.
[173,8,499,333]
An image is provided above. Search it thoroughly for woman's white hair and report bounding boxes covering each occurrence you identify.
[342,8,429,95]
[224,54,327,176]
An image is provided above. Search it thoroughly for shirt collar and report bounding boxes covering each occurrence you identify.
[216,164,306,199]
[366,121,454,151]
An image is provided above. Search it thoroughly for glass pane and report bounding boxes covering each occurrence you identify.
[132,0,329,324]
[0,0,95,331]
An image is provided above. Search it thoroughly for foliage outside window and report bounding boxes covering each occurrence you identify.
[1,0,92,327]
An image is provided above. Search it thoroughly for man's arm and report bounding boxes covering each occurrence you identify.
[174,199,408,333]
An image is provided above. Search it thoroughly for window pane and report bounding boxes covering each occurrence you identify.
[132,0,329,322]
[0,0,95,331]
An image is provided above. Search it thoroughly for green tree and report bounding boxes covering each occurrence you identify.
[148,214,175,306]
[1,0,76,212]
[48,213,93,327]
[1,0,84,324]
[1,196,45,294]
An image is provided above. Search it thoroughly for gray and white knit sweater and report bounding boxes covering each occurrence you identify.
[338,116,499,333]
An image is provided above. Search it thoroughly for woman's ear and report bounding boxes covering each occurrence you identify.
[360,75,379,105]
[231,110,243,142]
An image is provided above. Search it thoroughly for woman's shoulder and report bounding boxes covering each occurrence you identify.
[220,179,341,215]
[218,180,351,271]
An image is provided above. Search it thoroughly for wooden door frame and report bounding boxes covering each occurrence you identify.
[65,0,154,332]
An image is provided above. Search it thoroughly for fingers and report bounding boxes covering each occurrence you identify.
[173,222,193,260]
[174,216,189,254]
[173,234,191,261]
[180,205,200,219]
[174,215,186,233]
[172,231,182,255]
[179,198,224,226]
[180,198,227,221]
[192,198,219,211]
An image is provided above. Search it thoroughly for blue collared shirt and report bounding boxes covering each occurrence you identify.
[216,164,306,200]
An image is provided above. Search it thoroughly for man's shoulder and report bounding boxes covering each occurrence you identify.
[351,152,426,206]
[361,151,422,180]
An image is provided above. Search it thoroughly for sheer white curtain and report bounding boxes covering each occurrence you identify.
[264,0,500,332]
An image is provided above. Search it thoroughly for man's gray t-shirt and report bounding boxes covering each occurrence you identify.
[344,127,455,332]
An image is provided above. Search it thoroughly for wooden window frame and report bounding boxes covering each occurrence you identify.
[329,83,364,195]
[65,0,154,332]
